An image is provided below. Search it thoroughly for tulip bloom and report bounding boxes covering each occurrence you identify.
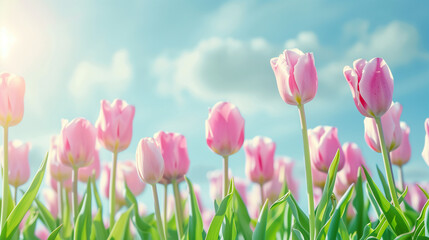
[340,142,369,185]
[343,58,394,118]
[95,99,135,153]
[1,140,30,188]
[312,163,327,189]
[0,73,25,127]
[390,122,411,166]
[308,126,345,173]
[48,136,72,183]
[422,119,429,166]
[263,157,299,202]
[120,161,145,196]
[244,136,275,184]
[364,102,402,153]
[136,137,164,185]
[270,49,318,105]
[78,148,101,182]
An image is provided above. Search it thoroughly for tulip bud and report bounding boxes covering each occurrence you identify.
[390,122,411,166]
[95,99,135,153]
[57,118,97,169]
[244,136,275,184]
[154,131,190,182]
[136,137,164,185]
[78,148,101,182]
[205,101,245,157]
[270,49,318,105]
[1,140,31,188]
[48,136,72,182]
[343,58,394,118]
[263,156,299,202]
[422,119,429,166]
[341,142,369,185]
[364,102,402,152]
[309,126,345,173]
[312,163,327,189]
[0,72,25,127]
[120,161,145,196]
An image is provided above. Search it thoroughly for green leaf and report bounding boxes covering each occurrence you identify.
[107,205,134,240]
[419,185,429,199]
[47,224,63,240]
[22,209,38,240]
[0,153,48,240]
[326,185,354,239]
[315,150,341,233]
[92,209,108,240]
[425,204,429,236]
[206,193,233,240]
[253,200,269,240]
[376,165,392,202]
[349,170,368,239]
[286,194,309,236]
[91,176,103,211]
[74,179,93,240]
[34,197,57,231]
[266,191,291,239]
[232,182,252,240]
[363,167,410,235]
[185,177,204,240]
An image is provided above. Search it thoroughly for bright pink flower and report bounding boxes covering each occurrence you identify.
[136,137,164,185]
[57,118,97,169]
[43,188,58,219]
[270,49,318,105]
[244,136,275,184]
[390,122,411,166]
[48,136,72,182]
[405,183,429,212]
[340,142,369,185]
[120,161,145,196]
[205,101,245,157]
[0,72,25,127]
[78,148,101,182]
[422,119,429,166]
[96,99,135,153]
[312,163,327,189]
[364,102,402,152]
[343,58,394,118]
[0,140,31,188]
[309,126,345,173]
[264,156,299,202]
[154,131,190,182]
[100,164,126,207]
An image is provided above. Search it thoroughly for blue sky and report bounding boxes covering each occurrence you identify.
[1,0,429,212]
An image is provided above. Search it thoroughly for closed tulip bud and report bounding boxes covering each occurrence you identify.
[341,142,369,185]
[205,101,245,157]
[78,148,100,182]
[264,157,299,202]
[48,136,72,182]
[309,126,345,173]
[405,183,429,212]
[0,73,25,127]
[120,161,145,196]
[154,131,190,182]
[422,119,429,166]
[364,102,402,152]
[312,163,327,189]
[57,118,97,169]
[390,122,411,166]
[136,137,164,185]
[343,58,394,118]
[96,99,135,153]
[270,49,318,105]
[244,136,275,184]
[1,140,31,188]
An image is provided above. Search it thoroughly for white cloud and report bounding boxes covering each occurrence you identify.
[69,49,133,99]
[206,2,248,36]
[284,31,319,52]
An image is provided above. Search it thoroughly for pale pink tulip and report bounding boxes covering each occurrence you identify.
[340,142,369,185]
[364,102,402,152]
[43,188,58,219]
[35,225,49,240]
[0,140,30,188]
[57,118,97,169]
[136,137,164,185]
[264,157,299,202]
[343,58,394,118]
[120,161,145,196]
[154,131,190,182]
[405,183,429,212]
[100,164,126,207]
[309,126,345,172]
[270,49,318,105]
[334,174,349,197]
[205,102,245,157]
[0,72,25,127]
[78,148,101,182]
[95,99,135,153]
[248,185,262,219]
[244,136,275,184]
[48,136,72,182]
[312,163,327,189]
[390,122,411,166]
[422,119,429,166]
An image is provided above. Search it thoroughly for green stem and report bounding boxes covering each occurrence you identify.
[375,117,400,208]
[259,182,265,206]
[1,126,8,231]
[163,183,168,238]
[152,184,166,240]
[109,150,118,229]
[14,187,17,205]
[58,182,63,222]
[172,179,184,238]
[72,167,78,222]
[223,156,229,197]
[398,166,405,192]
[297,104,315,240]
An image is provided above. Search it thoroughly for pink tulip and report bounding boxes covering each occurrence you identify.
[405,183,429,212]
[340,142,369,185]
[0,140,30,188]
[95,99,135,153]
[248,185,262,219]
[35,225,50,240]
[270,49,318,105]
[153,131,190,182]
[312,163,327,189]
[390,122,411,166]
[264,156,299,202]
[78,148,101,182]
[343,58,394,118]
[0,72,25,127]
[205,101,245,157]
[120,161,146,196]
[364,102,402,152]
[334,174,349,197]
[42,188,58,219]
[100,164,126,207]
[244,136,275,184]
[57,118,97,169]
[422,119,429,166]
[48,136,72,182]
[136,137,164,185]
[308,126,345,173]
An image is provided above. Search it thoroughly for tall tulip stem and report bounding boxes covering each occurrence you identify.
[163,183,168,238]
[1,127,9,231]
[223,156,229,197]
[297,104,315,240]
[152,184,166,240]
[375,117,400,208]
[172,179,184,238]
[109,150,118,229]
[259,182,265,206]
[398,166,405,192]
[72,167,79,222]
[58,182,63,222]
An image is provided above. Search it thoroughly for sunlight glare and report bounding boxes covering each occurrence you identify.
[0,27,15,60]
